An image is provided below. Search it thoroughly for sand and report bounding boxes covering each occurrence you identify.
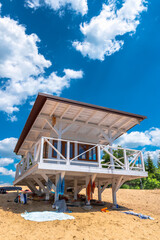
[0,188,160,240]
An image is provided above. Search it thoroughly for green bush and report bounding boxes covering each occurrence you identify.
[143,177,160,189]
[121,184,130,189]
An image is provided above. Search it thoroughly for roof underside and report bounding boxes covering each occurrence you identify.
[14,93,146,155]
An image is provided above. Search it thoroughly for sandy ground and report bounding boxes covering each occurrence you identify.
[0,188,160,240]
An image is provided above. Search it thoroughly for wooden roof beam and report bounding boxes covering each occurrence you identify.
[85,111,97,124]
[50,102,59,117]
[98,113,111,126]
[60,105,71,119]
[72,107,83,121]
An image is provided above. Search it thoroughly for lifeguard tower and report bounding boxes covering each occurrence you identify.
[14,93,147,205]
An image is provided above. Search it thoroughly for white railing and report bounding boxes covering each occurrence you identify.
[15,137,145,179]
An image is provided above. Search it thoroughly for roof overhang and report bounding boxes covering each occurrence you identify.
[14,93,147,155]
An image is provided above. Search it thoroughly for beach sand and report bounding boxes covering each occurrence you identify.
[0,188,159,240]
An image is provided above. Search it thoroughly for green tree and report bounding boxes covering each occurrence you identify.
[145,154,155,174]
[157,152,160,169]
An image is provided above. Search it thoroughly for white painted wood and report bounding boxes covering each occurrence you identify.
[26,180,40,195]
[92,173,97,182]
[46,119,59,136]
[44,138,67,161]
[101,180,110,193]
[97,145,101,168]
[40,137,44,163]
[141,152,145,171]
[61,123,74,135]
[102,147,124,167]
[86,176,90,204]
[33,176,49,194]
[66,141,70,165]
[124,149,129,170]
[129,152,141,169]
[100,129,111,143]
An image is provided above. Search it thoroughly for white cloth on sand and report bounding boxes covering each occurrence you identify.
[21,211,75,222]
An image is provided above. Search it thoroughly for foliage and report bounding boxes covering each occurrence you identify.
[143,177,160,189]
[145,154,156,173]
[157,152,160,169]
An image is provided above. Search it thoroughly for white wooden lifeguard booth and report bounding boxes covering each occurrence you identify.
[14,93,148,206]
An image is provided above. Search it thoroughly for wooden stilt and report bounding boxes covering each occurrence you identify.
[86,176,90,205]
[74,178,78,200]
[98,180,101,201]
[112,176,126,206]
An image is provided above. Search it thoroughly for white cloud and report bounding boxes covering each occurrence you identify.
[0,10,83,116]
[0,167,15,177]
[143,150,160,165]
[0,137,18,158]
[147,128,160,147]
[115,131,151,148]
[115,127,160,148]
[0,181,11,186]
[26,0,88,16]
[7,115,18,122]
[73,0,147,60]
[0,158,14,167]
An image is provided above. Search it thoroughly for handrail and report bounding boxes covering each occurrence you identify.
[15,136,145,180]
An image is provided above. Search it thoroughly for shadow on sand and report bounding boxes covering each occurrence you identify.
[0,191,132,215]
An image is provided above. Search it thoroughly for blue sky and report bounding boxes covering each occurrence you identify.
[0,0,160,185]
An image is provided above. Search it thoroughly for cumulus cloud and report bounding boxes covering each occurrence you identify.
[26,0,88,16]
[0,167,15,177]
[115,127,160,148]
[0,9,83,116]
[73,0,147,60]
[143,149,160,164]
[0,158,14,167]
[115,131,151,148]
[0,137,18,158]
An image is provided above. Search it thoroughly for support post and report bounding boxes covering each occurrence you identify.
[74,178,78,200]
[26,180,40,195]
[54,173,59,203]
[112,176,125,207]
[54,172,65,203]
[98,180,101,201]
[112,187,117,206]
[57,123,62,162]
[67,141,70,165]
[86,176,90,205]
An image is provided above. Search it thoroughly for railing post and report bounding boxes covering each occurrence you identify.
[27,152,29,169]
[40,137,44,163]
[34,144,37,162]
[97,145,101,168]
[109,145,114,170]
[15,165,19,179]
[141,152,145,171]
[67,141,70,165]
[124,149,129,170]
